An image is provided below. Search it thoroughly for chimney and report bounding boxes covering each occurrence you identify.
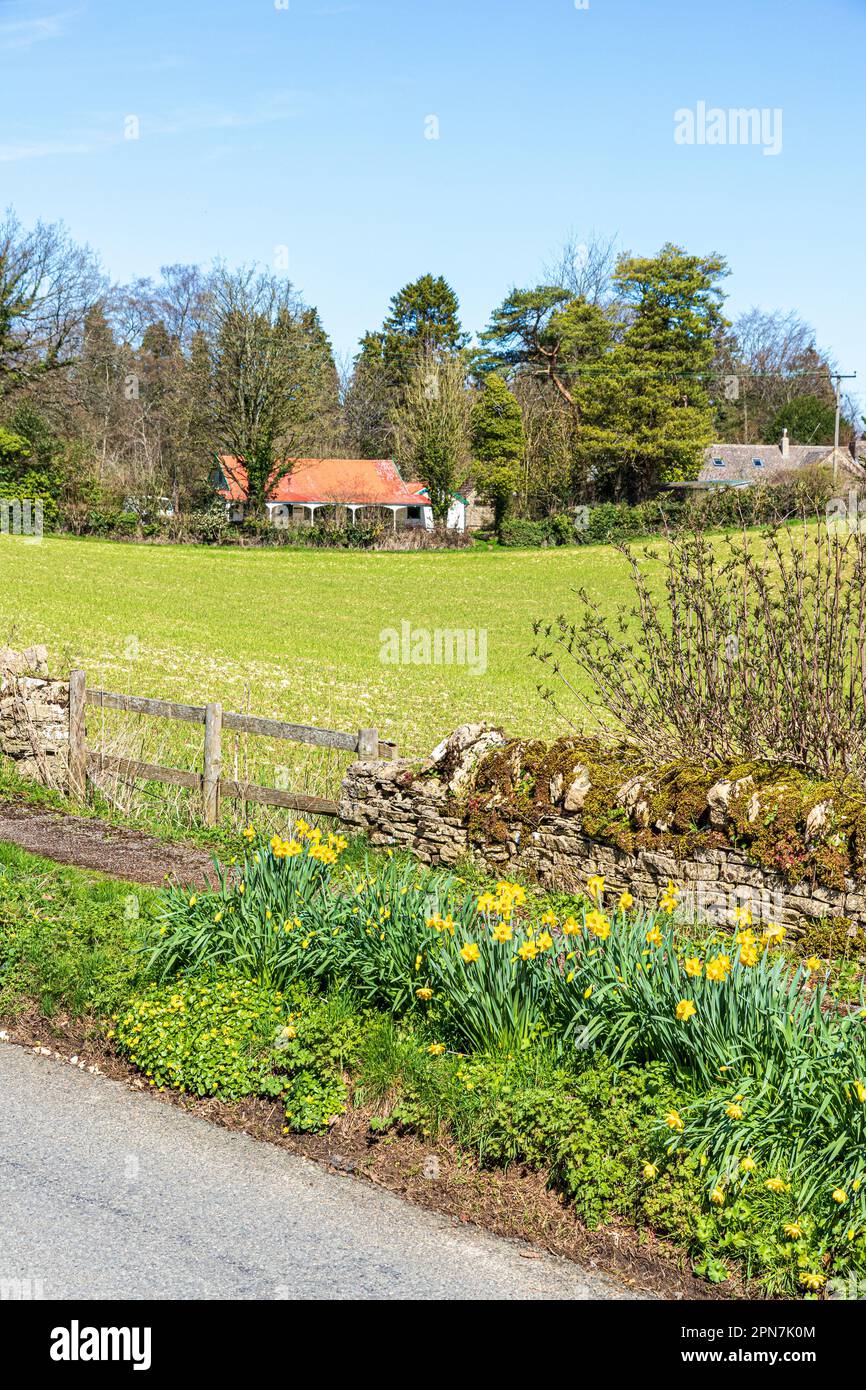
[781,428,790,460]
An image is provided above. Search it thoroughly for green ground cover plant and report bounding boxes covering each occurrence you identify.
[1,831,864,1296]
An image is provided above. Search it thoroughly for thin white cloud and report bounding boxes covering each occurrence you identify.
[0,93,305,163]
[0,8,76,51]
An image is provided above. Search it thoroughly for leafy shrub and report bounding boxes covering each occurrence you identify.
[499,518,551,548]
[536,520,866,781]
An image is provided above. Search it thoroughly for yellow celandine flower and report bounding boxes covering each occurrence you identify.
[798,1272,825,1291]
[684,957,703,978]
[832,1188,848,1204]
[585,910,611,940]
[739,1155,757,1173]
[710,1186,725,1206]
[416,987,433,1001]
[492,922,513,944]
[587,874,605,899]
[765,1178,788,1194]
[242,826,256,842]
[642,1163,658,1180]
[460,942,480,963]
[618,890,635,911]
[726,1103,744,1120]
[562,916,579,935]
[705,954,732,982]
[517,941,538,961]
[665,1110,685,1132]
[675,999,697,1023]
[428,1043,445,1055]
[536,930,554,952]
[784,1222,804,1240]
[740,943,760,967]
[646,925,663,948]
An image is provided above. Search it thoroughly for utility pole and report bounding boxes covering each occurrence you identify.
[828,370,857,489]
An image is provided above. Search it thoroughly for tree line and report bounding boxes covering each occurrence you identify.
[0,208,855,531]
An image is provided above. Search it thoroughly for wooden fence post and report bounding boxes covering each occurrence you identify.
[357,727,378,761]
[203,702,223,825]
[68,669,87,800]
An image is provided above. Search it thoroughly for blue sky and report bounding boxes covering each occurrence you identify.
[2,0,864,409]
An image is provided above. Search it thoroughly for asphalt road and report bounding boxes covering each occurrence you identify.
[0,1044,638,1301]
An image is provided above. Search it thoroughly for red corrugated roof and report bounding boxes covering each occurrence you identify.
[217,456,418,507]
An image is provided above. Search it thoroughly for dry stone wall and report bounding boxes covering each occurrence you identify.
[338,725,865,935]
[0,647,69,789]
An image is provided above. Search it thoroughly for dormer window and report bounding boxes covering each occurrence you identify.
[713,457,725,467]
[753,458,764,468]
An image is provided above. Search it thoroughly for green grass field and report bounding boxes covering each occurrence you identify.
[0,534,656,809]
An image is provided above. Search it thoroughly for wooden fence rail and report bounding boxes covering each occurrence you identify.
[68,670,396,824]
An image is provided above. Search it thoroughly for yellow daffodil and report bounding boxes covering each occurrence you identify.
[536,930,554,952]
[645,925,663,948]
[492,921,513,943]
[705,954,732,982]
[853,1080,866,1103]
[739,1155,757,1173]
[675,999,697,1022]
[726,1103,743,1120]
[683,957,703,978]
[832,1188,848,1204]
[665,1110,685,1132]
[562,915,579,935]
[517,941,538,961]
[587,874,605,899]
[642,1163,658,1179]
[618,890,635,911]
[428,1043,445,1056]
[710,1186,725,1206]
[459,943,480,964]
[765,1178,788,1194]
[416,987,433,1001]
[586,910,611,940]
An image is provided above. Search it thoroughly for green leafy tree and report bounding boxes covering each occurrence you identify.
[598,244,729,499]
[392,352,472,523]
[767,395,837,446]
[345,275,467,457]
[471,374,525,529]
[206,267,309,516]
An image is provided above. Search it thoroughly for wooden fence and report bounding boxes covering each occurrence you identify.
[67,669,396,824]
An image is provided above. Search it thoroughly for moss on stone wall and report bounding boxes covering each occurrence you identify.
[454,734,866,890]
